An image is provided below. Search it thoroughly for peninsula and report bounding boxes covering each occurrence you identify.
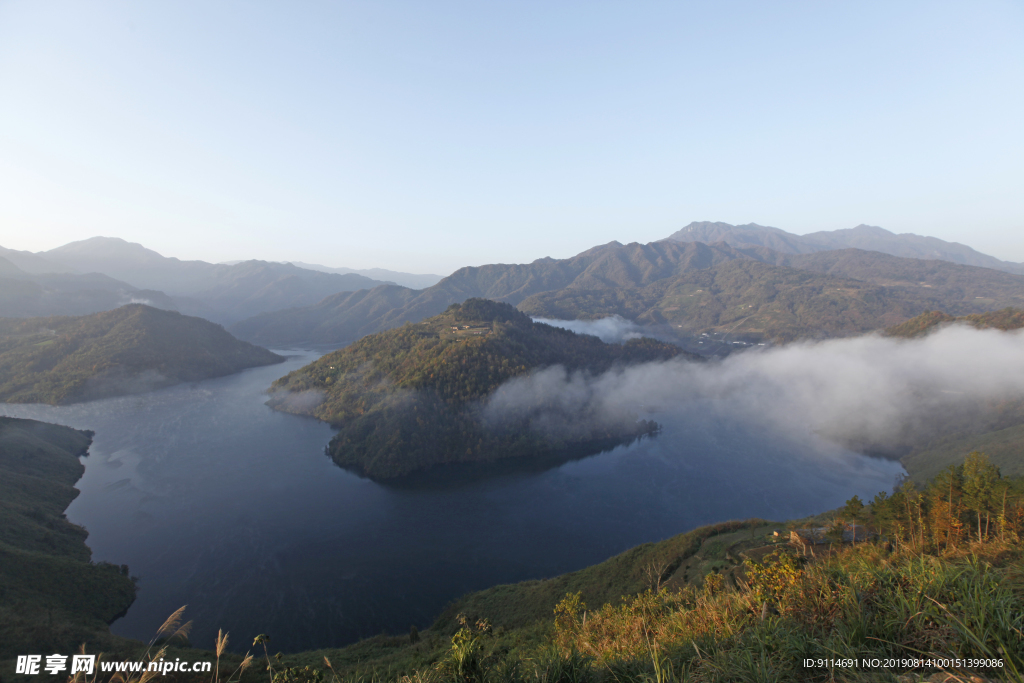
[268,299,695,479]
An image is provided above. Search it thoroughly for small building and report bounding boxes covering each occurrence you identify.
[790,528,828,547]
[789,525,870,555]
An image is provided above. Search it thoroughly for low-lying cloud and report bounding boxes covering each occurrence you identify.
[533,316,646,344]
[269,389,326,413]
[485,325,1024,455]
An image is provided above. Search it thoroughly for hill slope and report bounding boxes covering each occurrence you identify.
[267,299,693,479]
[0,304,284,404]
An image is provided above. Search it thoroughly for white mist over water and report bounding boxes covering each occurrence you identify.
[491,325,1024,451]
[533,315,646,344]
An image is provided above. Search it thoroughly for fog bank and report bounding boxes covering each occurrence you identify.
[486,325,1024,454]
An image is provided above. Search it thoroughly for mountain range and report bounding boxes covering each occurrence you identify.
[231,240,1024,347]
[664,221,1024,274]
[7,224,1024,343]
[0,255,178,318]
[0,238,442,324]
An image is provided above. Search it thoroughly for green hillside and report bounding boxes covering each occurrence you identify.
[0,304,284,405]
[0,417,137,663]
[268,299,693,479]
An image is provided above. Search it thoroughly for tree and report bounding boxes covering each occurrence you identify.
[963,452,1000,542]
[843,495,865,542]
[925,464,965,549]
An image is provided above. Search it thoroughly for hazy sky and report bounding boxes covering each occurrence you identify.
[1,1,1022,274]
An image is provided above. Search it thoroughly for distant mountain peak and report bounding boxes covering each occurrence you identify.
[664,221,1024,275]
[833,224,895,237]
[45,236,173,265]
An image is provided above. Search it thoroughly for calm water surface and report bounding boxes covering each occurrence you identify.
[0,350,904,652]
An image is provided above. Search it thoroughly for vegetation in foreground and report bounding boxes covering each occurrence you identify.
[0,304,283,405]
[268,299,693,479]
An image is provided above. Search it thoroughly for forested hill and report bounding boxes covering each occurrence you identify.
[232,241,1024,347]
[0,304,284,405]
[268,299,694,479]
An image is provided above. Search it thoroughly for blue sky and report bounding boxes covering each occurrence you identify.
[1,1,1022,274]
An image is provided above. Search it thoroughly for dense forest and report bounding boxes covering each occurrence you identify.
[0,304,283,405]
[268,299,695,479]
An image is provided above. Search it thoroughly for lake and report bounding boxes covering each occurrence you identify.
[0,350,904,652]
